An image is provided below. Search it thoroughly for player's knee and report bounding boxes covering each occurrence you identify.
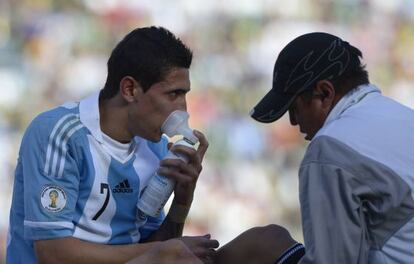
[262,224,293,241]
[243,224,291,242]
[245,224,296,262]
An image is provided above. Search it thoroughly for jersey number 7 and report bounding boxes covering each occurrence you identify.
[92,183,110,220]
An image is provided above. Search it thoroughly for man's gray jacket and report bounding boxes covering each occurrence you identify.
[299,84,414,263]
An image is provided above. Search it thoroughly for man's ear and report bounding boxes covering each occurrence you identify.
[119,76,143,103]
[314,80,335,109]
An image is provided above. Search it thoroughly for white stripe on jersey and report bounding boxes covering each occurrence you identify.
[44,114,78,175]
[72,135,116,243]
[24,220,74,229]
[57,123,84,178]
[50,118,81,177]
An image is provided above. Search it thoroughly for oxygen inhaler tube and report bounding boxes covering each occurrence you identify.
[137,110,199,217]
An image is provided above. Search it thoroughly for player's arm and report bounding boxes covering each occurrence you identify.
[144,130,209,241]
[126,239,203,264]
[34,237,163,264]
[140,131,219,263]
[142,131,219,262]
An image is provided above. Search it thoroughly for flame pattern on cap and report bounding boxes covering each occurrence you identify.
[283,39,350,94]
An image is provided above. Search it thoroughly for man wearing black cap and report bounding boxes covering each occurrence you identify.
[251,32,414,263]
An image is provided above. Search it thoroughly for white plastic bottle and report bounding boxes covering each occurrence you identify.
[137,138,196,217]
[137,110,198,217]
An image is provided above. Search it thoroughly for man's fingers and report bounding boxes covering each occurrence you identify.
[193,130,209,161]
[171,145,200,163]
[157,166,195,185]
[202,239,219,249]
[159,159,199,180]
[189,236,220,252]
[169,145,201,169]
[200,254,216,264]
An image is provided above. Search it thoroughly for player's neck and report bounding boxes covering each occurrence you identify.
[99,96,133,144]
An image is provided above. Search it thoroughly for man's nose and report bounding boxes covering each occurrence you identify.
[179,98,187,111]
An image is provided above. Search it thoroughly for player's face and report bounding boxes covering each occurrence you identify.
[288,93,327,141]
[130,67,190,142]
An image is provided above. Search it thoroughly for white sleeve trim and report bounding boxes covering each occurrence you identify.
[24,220,74,229]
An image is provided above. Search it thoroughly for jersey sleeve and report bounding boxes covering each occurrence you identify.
[22,114,83,241]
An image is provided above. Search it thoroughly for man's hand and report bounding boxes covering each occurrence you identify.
[158,130,209,206]
[126,239,203,264]
[178,234,220,264]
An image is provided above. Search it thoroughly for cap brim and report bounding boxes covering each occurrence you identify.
[250,89,297,123]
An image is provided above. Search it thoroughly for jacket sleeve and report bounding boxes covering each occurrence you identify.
[298,162,370,264]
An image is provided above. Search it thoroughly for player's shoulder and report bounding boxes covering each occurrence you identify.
[25,102,84,141]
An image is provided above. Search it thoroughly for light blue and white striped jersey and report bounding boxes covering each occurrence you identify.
[7,91,168,263]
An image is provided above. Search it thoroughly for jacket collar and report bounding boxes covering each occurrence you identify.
[323,83,381,127]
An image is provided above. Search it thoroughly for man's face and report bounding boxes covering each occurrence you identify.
[129,67,190,142]
[288,93,328,141]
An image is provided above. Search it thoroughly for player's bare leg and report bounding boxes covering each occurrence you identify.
[214,224,297,264]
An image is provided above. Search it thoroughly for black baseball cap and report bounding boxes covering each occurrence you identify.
[250,32,359,123]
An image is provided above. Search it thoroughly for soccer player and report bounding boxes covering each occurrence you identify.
[250,32,414,263]
[7,26,218,263]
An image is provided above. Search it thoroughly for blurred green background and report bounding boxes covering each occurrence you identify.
[1,0,414,261]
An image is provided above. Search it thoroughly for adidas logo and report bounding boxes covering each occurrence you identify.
[112,179,133,193]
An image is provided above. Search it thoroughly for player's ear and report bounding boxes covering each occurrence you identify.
[120,76,143,103]
[314,80,335,109]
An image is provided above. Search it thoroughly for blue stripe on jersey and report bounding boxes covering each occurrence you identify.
[146,136,169,160]
[108,156,140,244]
[72,136,95,226]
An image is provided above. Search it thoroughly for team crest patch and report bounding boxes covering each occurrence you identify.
[41,185,67,212]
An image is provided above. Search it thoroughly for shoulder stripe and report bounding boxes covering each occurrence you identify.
[44,114,81,177]
[50,119,81,176]
[56,123,84,178]
[44,114,79,175]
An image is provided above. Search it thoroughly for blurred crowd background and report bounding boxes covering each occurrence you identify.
[1,0,414,260]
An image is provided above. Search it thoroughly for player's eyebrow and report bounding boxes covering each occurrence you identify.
[167,87,190,93]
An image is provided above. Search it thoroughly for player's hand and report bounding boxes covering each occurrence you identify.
[126,239,203,264]
[178,234,220,264]
[158,130,208,205]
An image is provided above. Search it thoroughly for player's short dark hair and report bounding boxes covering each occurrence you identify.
[101,26,193,99]
[328,44,369,96]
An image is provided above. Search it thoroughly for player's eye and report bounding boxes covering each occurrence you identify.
[169,90,186,99]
